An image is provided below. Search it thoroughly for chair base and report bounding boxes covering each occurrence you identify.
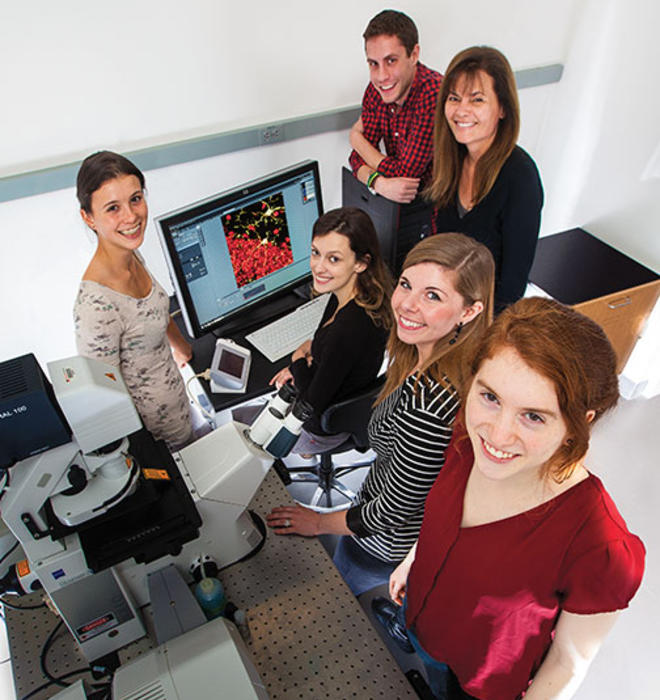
[287,452,373,508]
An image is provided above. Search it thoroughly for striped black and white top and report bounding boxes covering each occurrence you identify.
[345,372,460,563]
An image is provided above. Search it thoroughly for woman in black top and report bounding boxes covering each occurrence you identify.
[427,46,543,311]
[270,207,392,453]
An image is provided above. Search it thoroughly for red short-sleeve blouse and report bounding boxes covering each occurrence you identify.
[405,429,645,700]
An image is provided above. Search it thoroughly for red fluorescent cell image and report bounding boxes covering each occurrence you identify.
[222,194,293,287]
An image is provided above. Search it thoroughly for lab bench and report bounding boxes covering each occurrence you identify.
[7,467,415,699]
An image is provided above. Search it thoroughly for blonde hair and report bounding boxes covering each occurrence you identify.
[378,233,494,402]
[425,46,520,209]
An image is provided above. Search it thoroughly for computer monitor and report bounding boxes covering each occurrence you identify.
[156,160,323,338]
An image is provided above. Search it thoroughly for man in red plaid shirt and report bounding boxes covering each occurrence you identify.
[349,10,442,204]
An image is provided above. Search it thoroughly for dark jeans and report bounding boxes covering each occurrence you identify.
[399,604,477,700]
[332,535,397,597]
[424,664,476,700]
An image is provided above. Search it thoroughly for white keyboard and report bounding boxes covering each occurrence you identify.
[246,294,331,362]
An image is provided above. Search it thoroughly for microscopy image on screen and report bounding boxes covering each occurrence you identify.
[221,194,293,287]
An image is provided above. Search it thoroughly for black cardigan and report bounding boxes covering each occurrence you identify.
[289,295,387,435]
[433,145,543,310]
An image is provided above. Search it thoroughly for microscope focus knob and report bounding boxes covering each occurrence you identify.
[61,464,88,496]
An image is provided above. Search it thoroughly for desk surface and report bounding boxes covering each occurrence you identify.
[187,323,290,413]
[8,468,415,699]
[529,228,659,305]
[173,290,306,413]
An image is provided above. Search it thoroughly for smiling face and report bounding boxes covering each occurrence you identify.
[465,346,568,485]
[444,69,504,159]
[310,231,366,303]
[391,262,482,364]
[365,34,419,107]
[80,174,147,251]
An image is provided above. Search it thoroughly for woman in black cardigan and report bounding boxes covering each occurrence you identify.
[270,207,392,454]
[427,46,543,312]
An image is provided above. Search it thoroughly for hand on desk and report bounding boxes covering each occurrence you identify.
[270,340,312,388]
[172,343,192,368]
[267,504,321,537]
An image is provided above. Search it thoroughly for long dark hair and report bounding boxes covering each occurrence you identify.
[312,207,392,328]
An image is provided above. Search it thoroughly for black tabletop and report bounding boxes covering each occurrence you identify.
[171,291,307,412]
[529,228,658,305]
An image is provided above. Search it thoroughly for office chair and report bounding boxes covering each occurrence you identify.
[286,376,385,509]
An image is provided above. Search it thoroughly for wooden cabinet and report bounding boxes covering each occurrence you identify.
[529,228,660,373]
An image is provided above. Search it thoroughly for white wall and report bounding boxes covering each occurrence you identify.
[0,0,573,367]
[537,0,660,271]
[535,0,660,396]
[0,0,576,175]
[2,0,657,387]
[0,130,345,365]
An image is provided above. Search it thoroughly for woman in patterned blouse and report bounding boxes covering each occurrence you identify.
[74,151,193,449]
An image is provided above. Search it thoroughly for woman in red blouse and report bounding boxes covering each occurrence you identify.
[378,297,645,699]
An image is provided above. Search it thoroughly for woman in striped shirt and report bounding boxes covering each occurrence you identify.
[266,233,494,596]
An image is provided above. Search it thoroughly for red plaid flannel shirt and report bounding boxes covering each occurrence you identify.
[349,62,442,186]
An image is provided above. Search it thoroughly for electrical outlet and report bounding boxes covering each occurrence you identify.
[260,125,284,145]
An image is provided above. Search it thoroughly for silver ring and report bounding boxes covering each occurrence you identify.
[284,519,291,527]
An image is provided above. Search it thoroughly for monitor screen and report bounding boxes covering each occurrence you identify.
[156,160,323,338]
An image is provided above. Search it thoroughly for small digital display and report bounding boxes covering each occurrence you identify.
[218,349,245,378]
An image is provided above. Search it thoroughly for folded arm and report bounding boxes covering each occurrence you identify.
[375,100,436,180]
[349,105,421,204]
[497,158,543,307]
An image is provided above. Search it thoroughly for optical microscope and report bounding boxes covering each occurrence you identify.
[0,353,293,698]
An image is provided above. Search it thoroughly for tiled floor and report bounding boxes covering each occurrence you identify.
[1,393,657,699]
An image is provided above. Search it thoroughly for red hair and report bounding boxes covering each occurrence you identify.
[465,297,619,481]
